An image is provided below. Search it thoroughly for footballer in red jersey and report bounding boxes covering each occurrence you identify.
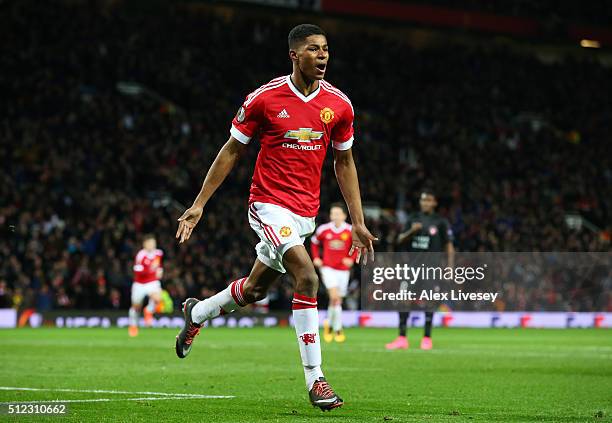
[174,24,377,411]
[311,203,356,343]
[230,74,354,217]
[128,234,163,337]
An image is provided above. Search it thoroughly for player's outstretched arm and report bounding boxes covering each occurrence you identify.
[333,148,378,264]
[176,136,246,243]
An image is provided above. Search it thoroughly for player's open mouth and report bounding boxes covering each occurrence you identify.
[316,64,326,73]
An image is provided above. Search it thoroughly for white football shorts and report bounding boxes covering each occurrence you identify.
[131,280,162,305]
[248,202,315,274]
[319,266,351,297]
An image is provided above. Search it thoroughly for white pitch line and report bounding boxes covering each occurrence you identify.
[0,396,225,405]
[0,387,233,399]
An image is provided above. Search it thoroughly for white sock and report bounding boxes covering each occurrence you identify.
[304,366,323,390]
[191,277,248,324]
[293,294,324,390]
[332,304,343,332]
[146,300,155,313]
[327,305,335,327]
[129,307,138,327]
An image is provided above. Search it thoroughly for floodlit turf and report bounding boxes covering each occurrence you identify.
[0,327,611,422]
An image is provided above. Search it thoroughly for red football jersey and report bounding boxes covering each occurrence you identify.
[310,222,355,270]
[133,248,163,284]
[231,75,354,217]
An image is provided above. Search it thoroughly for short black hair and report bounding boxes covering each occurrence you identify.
[143,233,155,242]
[330,202,347,214]
[288,24,326,49]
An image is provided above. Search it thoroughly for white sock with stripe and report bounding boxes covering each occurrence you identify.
[293,294,324,390]
[191,277,248,324]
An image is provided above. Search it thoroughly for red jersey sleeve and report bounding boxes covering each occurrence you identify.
[153,250,163,269]
[133,253,145,274]
[310,226,324,259]
[230,92,266,145]
[331,103,354,151]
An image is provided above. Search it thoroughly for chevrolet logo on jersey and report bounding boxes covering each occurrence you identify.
[284,128,324,143]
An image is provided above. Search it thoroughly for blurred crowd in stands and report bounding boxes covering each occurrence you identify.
[1,1,610,313]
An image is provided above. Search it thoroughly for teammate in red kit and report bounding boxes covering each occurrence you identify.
[129,234,163,337]
[311,203,356,343]
[174,24,376,411]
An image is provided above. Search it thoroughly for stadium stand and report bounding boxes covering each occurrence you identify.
[1,0,610,312]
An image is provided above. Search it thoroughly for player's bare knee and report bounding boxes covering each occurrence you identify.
[332,297,342,306]
[294,270,319,297]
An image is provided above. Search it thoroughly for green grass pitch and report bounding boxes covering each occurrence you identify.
[0,327,610,422]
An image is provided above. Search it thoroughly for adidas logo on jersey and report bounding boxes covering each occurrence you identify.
[277,109,290,118]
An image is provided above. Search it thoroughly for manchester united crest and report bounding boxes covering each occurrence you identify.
[280,226,292,237]
[320,107,335,124]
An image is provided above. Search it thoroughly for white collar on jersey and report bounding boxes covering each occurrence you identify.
[286,75,321,103]
[141,249,161,259]
[329,222,348,233]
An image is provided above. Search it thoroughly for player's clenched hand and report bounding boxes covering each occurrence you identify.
[349,223,378,265]
[176,206,203,244]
